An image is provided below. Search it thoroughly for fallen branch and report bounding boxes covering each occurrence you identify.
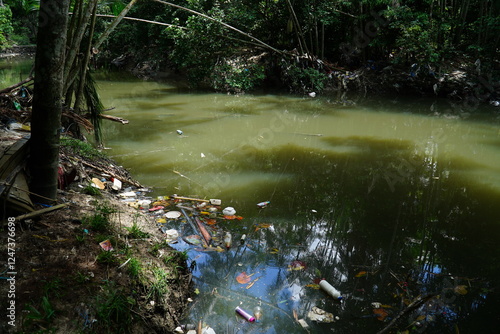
[172,195,209,202]
[0,77,34,95]
[81,159,142,188]
[15,203,70,221]
[100,114,129,124]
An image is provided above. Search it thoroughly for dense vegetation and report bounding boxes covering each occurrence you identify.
[1,0,499,95]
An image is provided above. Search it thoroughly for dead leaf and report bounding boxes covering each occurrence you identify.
[355,271,367,278]
[236,272,252,284]
[454,285,468,295]
[373,308,389,321]
[205,219,217,225]
[255,223,272,231]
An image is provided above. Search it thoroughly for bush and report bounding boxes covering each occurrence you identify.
[0,5,14,50]
[211,57,266,93]
[280,60,329,94]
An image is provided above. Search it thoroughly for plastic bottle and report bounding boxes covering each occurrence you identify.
[235,306,255,322]
[224,232,232,249]
[319,279,343,300]
[253,306,262,321]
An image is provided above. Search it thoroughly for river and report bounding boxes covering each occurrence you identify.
[3,59,500,333]
[96,73,500,334]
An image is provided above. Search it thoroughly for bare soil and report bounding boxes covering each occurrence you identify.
[1,188,194,334]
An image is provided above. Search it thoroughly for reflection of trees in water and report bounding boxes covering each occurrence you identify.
[186,138,499,332]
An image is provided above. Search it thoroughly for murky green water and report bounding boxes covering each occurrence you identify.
[3,60,500,332]
[96,75,500,333]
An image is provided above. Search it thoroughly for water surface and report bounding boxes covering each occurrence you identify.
[97,76,500,333]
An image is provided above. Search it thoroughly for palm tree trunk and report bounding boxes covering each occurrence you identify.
[29,0,70,204]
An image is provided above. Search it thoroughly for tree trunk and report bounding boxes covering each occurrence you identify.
[29,0,70,204]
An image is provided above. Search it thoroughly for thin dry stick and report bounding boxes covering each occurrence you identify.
[376,294,436,334]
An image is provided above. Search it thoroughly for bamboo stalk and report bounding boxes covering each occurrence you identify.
[15,203,70,221]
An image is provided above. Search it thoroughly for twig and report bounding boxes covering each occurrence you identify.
[376,294,436,334]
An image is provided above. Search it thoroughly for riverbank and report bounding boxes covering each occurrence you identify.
[107,49,500,107]
[1,129,194,333]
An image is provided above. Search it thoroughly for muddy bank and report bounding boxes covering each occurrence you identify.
[0,129,194,333]
[106,50,500,106]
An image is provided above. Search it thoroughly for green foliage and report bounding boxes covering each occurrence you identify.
[124,219,149,239]
[5,0,39,45]
[60,137,106,160]
[0,5,14,49]
[24,296,56,327]
[83,183,102,196]
[385,6,447,64]
[96,249,118,265]
[147,267,169,300]
[281,61,329,93]
[211,58,266,93]
[82,202,116,232]
[127,257,142,278]
[95,282,134,332]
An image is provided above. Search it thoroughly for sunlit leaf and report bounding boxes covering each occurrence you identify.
[305,284,320,289]
[205,218,217,225]
[454,285,468,295]
[415,315,426,321]
[236,272,252,284]
[373,308,389,321]
[194,288,200,295]
[355,271,367,277]
[255,223,272,231]
[268,248,279,254]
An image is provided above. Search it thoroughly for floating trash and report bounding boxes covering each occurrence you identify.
[185,235,202,245]
[307,306,335,323]
[257,201,270,208]
[222,207,236,216]
[165,211,182,219]
[235,306,255,322]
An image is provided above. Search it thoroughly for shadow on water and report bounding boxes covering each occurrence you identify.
[3,58,500,333]
[97,81,500,332]
[167,137,500,333]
